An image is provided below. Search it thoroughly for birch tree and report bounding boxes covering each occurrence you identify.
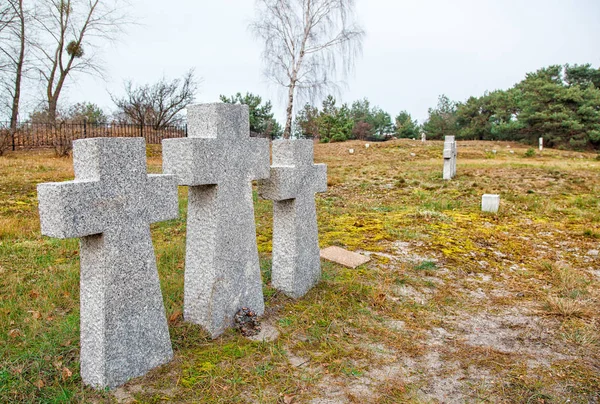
[250,0,364,139]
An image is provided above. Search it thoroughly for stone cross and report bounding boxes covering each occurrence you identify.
[258,140,327,298]
[443,135,457,180]
[37,138,178,389]
[162,103,270,338]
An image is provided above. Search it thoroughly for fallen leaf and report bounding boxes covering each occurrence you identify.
[8,329,22,338]
[283,394,296,404]
[62,367,73,380]
[169,310,182,323]
[29,311,42,320]
[34,379,44,389]
[29,290,40,299]
[53,361,63,370]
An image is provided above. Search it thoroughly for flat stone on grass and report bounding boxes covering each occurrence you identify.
[320,246,371,269]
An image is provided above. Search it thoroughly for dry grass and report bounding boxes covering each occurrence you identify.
[1,139,599,402]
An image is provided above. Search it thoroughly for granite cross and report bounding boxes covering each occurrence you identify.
[162,103,270,338]
[37,138,178,389]
[259,140,327,298]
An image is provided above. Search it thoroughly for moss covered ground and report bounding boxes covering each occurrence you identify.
[0,140,599,403]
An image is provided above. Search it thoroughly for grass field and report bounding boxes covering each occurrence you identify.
[1,140,599,403]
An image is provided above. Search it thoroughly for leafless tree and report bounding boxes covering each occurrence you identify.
[0,0,27,154]
[33,0,130,124]
[250,0,364,139]
[111,69,199,129]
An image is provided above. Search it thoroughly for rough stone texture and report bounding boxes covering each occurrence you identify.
[482,194,500,213]
[162,103,269,338]
[443,136,457,180]
[258,140,327,298]
[37,138,178,390]
[320,246,371,269]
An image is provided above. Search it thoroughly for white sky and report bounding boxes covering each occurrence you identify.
[63,0,600,124]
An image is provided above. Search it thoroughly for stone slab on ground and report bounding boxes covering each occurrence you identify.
[320,246,371,269]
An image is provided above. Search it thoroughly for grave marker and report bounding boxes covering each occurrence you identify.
[37,138,178,389]
[259,140,327,298]
[443,135,457,180]
[162,103,269,338]
[482,194,500,213]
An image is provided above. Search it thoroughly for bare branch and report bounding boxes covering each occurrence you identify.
[250,0,364,138]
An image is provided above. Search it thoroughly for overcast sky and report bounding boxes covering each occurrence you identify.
[64,0,600,124]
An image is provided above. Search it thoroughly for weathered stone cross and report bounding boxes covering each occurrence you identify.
[162,103,270,338]
[37,138,178,389]
[259,140,327,298]
[443,135,457,180]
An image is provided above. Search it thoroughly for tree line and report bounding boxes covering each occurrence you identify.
[424,64,600,150]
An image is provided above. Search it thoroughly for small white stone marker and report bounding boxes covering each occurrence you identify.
[539,137,544,151]
[37,138,178,389]
[259,140,327,298]
[365,143,370,149]
[162,103,269,338]
[482,194,500,213]
[443,135,457,180]
[349,148,354,154]
[410,153,416,157]
[421,132,426,143]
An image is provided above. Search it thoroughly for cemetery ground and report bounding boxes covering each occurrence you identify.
[1,140,599,403]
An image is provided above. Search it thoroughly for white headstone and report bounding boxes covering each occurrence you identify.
[421,132,426,143]
[539,137,544,151]
[349,148,354,154]
[162,103,270,338]
[37,138,178,389]
[365,143,370,149]
[482,194,500,213]
[259,140,327,298]
[443,136,457,180]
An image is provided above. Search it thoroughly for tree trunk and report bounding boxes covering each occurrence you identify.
[9,0,25,132]
[283,82,295,139]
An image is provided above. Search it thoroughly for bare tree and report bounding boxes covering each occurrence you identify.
[250,0,364,139]
[33,0,129,124]
[0,0,27,154]
[112,69,199,129]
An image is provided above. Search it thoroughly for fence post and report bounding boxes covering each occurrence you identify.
[185,124,188,137]
[11,128,15,151]
[83,118,87,138]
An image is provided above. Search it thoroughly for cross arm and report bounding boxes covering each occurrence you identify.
[259,163,327,201]
[146,174,179,224]
[37,180,105,239]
